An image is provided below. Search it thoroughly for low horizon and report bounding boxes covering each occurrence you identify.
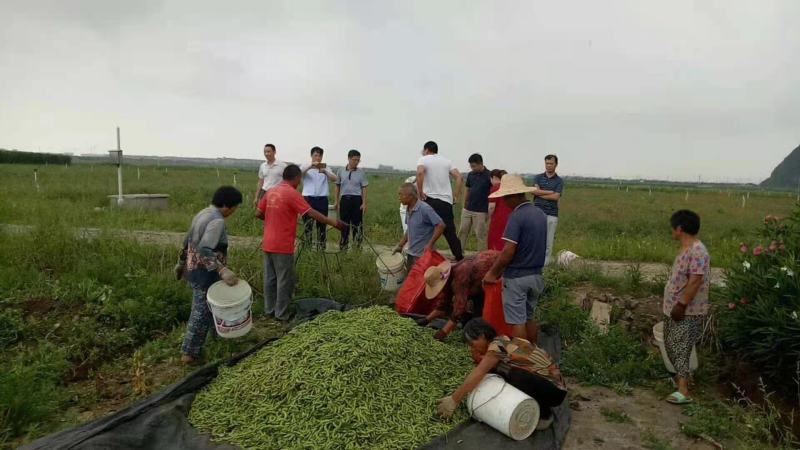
[2,2,798,184]
[8,146,791,186]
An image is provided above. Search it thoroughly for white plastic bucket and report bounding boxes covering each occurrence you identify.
[466,374,540,441]
[653,321,698,373]
[206,280,253,338]
[375,252,406,291]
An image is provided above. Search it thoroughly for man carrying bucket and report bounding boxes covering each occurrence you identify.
[437,318,567,432]
[257,164,345,322]
[417,250,500,341]
[482,174,547,344]
[178,186,243,365]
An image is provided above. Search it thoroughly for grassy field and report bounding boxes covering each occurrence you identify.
[1,163,796,266]
[1,183,796,447]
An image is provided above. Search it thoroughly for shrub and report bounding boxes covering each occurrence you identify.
[0,309,24,349]
[0,343,69,443]
[682,382,799,449]
[718,205,800,391]
[562,325,664,393]
[537,298,590,345]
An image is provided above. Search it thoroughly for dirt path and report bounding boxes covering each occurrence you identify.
[565,384,715,450]
[1,224,726,286]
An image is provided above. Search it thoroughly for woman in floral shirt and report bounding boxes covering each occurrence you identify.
[662,209,710,404]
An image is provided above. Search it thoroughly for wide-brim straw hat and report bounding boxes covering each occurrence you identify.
[488,173,536,198]
[424,260,452,299]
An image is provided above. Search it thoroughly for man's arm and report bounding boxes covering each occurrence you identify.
[306,208,338,228]
[361,186,368,212]
[424,222,446,251]
[416,165,427,200]
[463,187,470,209]
[255,196,266,220]
[325,168,338,182]
[395,231,408,253]
[335,183,341,213]
[533,189,561,201]
[451,168,463,201]
[301,163,316,175]
[483,241,517,282]
[254,178,264,206]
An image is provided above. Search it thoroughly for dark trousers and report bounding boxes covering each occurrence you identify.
[339,195,363,249]
[303,196,328,250]
[424,197,463,260]
[498,366,567,419]
[406,254,419,272]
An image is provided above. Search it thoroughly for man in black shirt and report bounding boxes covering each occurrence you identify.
[532,154,564,265]
[458,153,492,251]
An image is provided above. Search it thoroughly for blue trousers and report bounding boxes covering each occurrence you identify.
[181,287,214,358]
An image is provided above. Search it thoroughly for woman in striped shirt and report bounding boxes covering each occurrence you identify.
[437,318,567,430]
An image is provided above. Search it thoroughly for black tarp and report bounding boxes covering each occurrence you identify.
[22,300,569,450]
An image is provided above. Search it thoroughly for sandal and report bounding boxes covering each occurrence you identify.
[666,391,693,405]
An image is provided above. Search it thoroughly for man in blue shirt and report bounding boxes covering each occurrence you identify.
[393,183,446,270]
[483,174,547,344]
[533,154,564,265]
[458,153,492,251]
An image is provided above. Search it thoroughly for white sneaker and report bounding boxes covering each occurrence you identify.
[536,417,553,430]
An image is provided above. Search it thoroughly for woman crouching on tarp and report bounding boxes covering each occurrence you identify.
[437,318,567,430]
[176,186,242,365]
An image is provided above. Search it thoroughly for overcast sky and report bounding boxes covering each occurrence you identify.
[1,1,798,182]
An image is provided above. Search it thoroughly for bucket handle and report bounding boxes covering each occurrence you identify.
[467,374,508,419]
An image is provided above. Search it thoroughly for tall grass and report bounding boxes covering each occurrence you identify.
[1,163,797,265]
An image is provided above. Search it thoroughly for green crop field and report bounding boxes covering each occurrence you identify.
[1,163,796,266]
[1,162,798,449]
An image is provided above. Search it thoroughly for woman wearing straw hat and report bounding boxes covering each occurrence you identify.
[419,250,500,341]
[482,174,548,344]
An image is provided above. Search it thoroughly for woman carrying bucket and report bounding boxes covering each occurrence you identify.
[437,318,567,431]
[177,186,243,365]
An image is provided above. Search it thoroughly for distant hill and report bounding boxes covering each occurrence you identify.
[762,144,800,189]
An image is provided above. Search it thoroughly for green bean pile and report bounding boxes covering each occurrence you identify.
[189,307,474,450]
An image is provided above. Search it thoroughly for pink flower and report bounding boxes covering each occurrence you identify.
[739,243,749,253]
[778,242,786,252]
[769,241,778,253]
[740,298,749,305]
[727,303,737,310]
[753,245,764,256]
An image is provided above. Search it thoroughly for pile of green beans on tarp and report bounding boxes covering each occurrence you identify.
[190,307,474,450]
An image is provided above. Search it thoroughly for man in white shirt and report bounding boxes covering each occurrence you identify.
[416,140,464,260]
[299,146,338,250]
[254,144,287,206]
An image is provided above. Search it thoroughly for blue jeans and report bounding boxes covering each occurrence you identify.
[181,286,214,358]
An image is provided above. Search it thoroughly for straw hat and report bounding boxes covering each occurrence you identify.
[423,260,452,299]
[488,173,536,198]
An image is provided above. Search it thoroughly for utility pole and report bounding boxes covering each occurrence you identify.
[117,127,123,205]
[109,127,124,205]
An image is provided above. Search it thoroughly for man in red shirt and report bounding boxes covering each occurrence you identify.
[257,164,344,321]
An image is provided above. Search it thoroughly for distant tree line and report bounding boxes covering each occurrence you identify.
[0,149,71,165]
